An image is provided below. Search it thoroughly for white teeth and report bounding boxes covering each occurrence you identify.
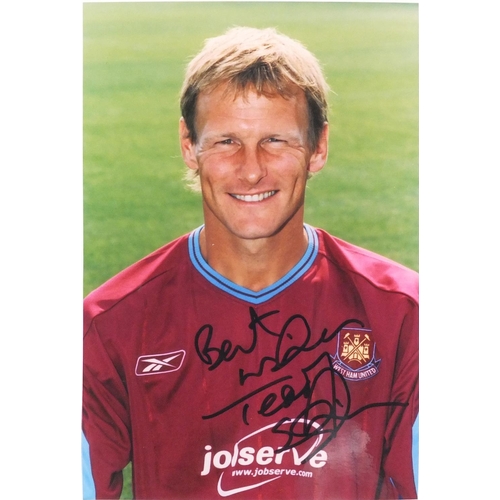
[232,191,276,202]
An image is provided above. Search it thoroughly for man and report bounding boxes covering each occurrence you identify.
[83,27,418,499]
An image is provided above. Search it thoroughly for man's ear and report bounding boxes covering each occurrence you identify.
[308,122,329,173]
[179,118,199,170]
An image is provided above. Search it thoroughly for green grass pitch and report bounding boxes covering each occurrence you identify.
[83,2,418,497]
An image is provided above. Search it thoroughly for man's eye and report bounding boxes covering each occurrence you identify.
[265,137,288,148]
[218,139,234,145]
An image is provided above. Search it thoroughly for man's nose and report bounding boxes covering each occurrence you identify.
[237,146,267,185]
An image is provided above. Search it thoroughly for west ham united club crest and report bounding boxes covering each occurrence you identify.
[330,328,380,381]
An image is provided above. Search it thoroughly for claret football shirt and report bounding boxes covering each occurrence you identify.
[83,225,418,499]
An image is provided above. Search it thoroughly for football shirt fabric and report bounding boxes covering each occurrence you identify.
[83,225,419,499]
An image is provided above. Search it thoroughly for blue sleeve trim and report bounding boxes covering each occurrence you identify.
[412,414,419,493]
[82,431,96,500]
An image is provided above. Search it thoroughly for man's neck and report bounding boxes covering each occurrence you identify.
[199,223,309,292]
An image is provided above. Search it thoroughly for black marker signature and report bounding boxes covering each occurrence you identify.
[195,307,408,463]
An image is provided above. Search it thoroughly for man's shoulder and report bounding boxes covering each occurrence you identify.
[315,227,418,302]
[84,232,191,332]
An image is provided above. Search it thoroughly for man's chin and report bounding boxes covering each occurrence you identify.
[227,222,290,242]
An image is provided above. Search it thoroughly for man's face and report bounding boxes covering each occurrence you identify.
[180,84,328,242]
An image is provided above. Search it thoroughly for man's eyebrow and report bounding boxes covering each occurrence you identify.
[202,131,233,139]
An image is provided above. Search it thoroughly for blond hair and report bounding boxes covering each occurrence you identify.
[180,27,330,189]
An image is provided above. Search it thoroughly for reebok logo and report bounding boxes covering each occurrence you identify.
[135,350,186,376]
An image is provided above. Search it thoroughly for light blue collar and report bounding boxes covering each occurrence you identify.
[188,224,319,304]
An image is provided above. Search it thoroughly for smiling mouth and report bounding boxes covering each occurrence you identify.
[230,191,277,202]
